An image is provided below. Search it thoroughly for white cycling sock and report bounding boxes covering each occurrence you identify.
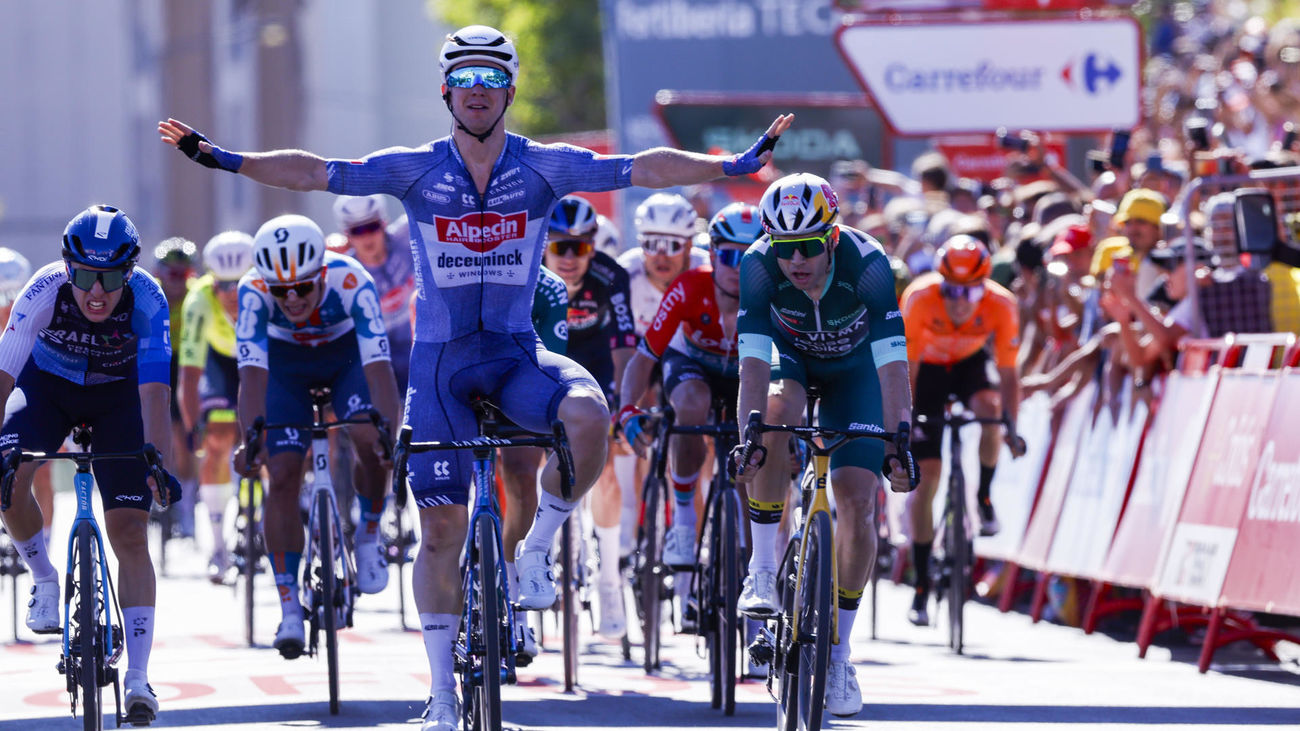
[670,470,698,529]
[614,454,638,555]
[199,483,229,559]
[830,607,857,663]
[594,525,620,587]
[521,490,578,555]
[123,606,154,677]
[420,612,459,694]
[748,521,780,574]
[15,530,57,583]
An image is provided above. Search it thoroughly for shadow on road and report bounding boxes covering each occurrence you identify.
[859,704,1300,725]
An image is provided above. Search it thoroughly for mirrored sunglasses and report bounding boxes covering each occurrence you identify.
[445,66,513,90]
[771,232,830,260]
[268,279,317,299]
[347,220,384,237]
[546,239,594,257]
[939,282,986,302]
[640,236,688,256]
[713,247,746,268]
[69,266,129,292]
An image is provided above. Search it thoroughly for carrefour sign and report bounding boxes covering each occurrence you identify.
[836,18,1141,134]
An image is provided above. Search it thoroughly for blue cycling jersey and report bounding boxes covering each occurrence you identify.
[235,251,390,369]
[326,132,633,342]
[0,262,171,386]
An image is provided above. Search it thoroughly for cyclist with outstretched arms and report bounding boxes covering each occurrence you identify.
[541,195,637,640]
[0,206,182,721]
[899,234,1024,626]
[159,24,789,730]
[178,231,255,583]
[618,202,762,631]
[731,174,915,718]
[612,193,708,560]
[231,215,402,659]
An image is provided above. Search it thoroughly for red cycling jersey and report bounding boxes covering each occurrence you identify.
[640,267,737,376]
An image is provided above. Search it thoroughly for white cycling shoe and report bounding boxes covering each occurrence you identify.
[354,542,389,594]
[825,660,863,717]
[26,580,60,635]
[123,675,160,724]
[663,523,696,569]
[514,546,557,611]
[514,614,538,665]
[422,690,460,731]
[596,580,627,638]
[273,614,306,660]
[738,570,779,617]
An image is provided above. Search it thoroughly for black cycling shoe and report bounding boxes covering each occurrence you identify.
[977,497,1001,537]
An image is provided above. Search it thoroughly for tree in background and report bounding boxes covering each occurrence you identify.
[431,0,606,137]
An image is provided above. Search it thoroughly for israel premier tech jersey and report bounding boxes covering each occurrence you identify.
[0,262,171,386]
[325,132,633,342]
[235,251,390,369]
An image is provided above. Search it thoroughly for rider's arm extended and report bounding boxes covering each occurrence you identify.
[990,290,1023,428]
[630,114,793,189]
[237,150,329,192]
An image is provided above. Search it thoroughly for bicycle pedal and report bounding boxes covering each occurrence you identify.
[123,705,156,727]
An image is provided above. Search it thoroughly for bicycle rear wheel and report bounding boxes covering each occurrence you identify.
[472,511,503,731]
[793,511,833,731]
[76,522,104,731]
[715,488,742,715]
[560,515,579,692]
[637,472,666,673]
[242,478,260,648]
[316,491,341,714]
[774,535,799,731]
[947,474,967,656]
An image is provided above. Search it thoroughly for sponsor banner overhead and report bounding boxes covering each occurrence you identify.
[1153,372,1281,606]
[836,19,1141,134]
[1218,372,1300,615]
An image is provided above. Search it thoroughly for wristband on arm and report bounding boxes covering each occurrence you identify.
[176,130,243,173]
[721,133,781,177]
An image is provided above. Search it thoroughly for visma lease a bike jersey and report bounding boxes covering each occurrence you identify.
[326,133,633,343]
[235,251,390,369]
[0,262,171,386]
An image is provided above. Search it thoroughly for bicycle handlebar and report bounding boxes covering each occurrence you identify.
[916,411,1028,455]
[243,410,394,465]
[391,420,578,501]
[1,442,172,511]
[731,410,919,489]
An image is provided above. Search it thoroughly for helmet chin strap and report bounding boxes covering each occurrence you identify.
[443,93,507,144]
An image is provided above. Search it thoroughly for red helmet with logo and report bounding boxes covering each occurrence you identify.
[935,234,991,285]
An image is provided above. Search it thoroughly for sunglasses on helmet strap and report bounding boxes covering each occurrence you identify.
[939,282,986,303]
[268,278,317,299]
[347,220,384,237]
[713,247,746,268]
[546,239,594,257]
[68,265,130,292]
[640,236,688,256]
[771,230,831,260]
[445,66,512,90]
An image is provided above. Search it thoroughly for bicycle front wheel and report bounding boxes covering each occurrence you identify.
[947,476,968,656]
[637,473,666,673]
[560,515,579,692]
[706,486,741,715]
[794,510,833,731]
[473,511,504,731]
[75,522,104,731]
[316,491,341,714]
[242,478,260,648]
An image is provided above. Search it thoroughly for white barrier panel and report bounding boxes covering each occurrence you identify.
[976,391,1053,561]
[1017,382,1096,571]
[1101,372,1218,587]
[1153,372,1281,606]
[1045,379,1149,578]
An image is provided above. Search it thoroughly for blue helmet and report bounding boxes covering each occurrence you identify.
[708,202,764,247]
[548,196,599,239]
[62,205,141,268]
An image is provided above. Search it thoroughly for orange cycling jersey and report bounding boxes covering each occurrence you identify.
[641,267,736,376]
[900,272,1020,368]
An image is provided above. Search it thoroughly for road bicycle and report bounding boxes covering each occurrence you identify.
[1,426,171,730]
[918,405,1023,656]
[392,398,573,731]
[384,468,417,631]
[232,474,265,647]
[630,405,680,674]
[244,387,391,715]
[741,400,912,731]
[555,506,590,692]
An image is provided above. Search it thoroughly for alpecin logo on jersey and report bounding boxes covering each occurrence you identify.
[434,211,526,253]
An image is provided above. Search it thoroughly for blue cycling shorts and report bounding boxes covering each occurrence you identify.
[770,344,885,473]
[404,331,602,508]
[265,331,373,455]
[0,363,151,511]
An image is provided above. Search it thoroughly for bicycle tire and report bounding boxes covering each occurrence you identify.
[474,511,503,731]
[243,479,258,648]
[717,487,741,716]
[794,510,833,731]
[702,490,722,709]
[638,472,665,673]
[317,491,341,715]
[947,473,967,656]
[775,535,800,731]
[77,522,104,731]
[560,516,579,692]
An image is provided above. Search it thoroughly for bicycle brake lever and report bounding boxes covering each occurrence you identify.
[369,410,394,461]
[392,425,413,503]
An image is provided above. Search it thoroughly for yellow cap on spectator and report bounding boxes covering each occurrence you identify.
[1090,236,1135,277]
[1113,188,1167,226]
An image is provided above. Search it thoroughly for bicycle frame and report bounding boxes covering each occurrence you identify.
[64,465,125,675]
[300,417,358,638]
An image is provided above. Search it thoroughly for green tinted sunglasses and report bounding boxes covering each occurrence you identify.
[771,232,831,260]
[69,266,130,292]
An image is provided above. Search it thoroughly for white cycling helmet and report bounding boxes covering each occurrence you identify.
[203,231,254,282]
[759,173,840,237]
[252,214,326,283]
[0,248,32,305]
[593,214,620,256]
[439,25,519,78]
[333,195,386,231]
[634,193,697,240]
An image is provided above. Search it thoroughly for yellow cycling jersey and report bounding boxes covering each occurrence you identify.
[179,274,237,367]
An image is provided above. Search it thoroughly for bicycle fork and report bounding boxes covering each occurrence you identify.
[302,432,356,641]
